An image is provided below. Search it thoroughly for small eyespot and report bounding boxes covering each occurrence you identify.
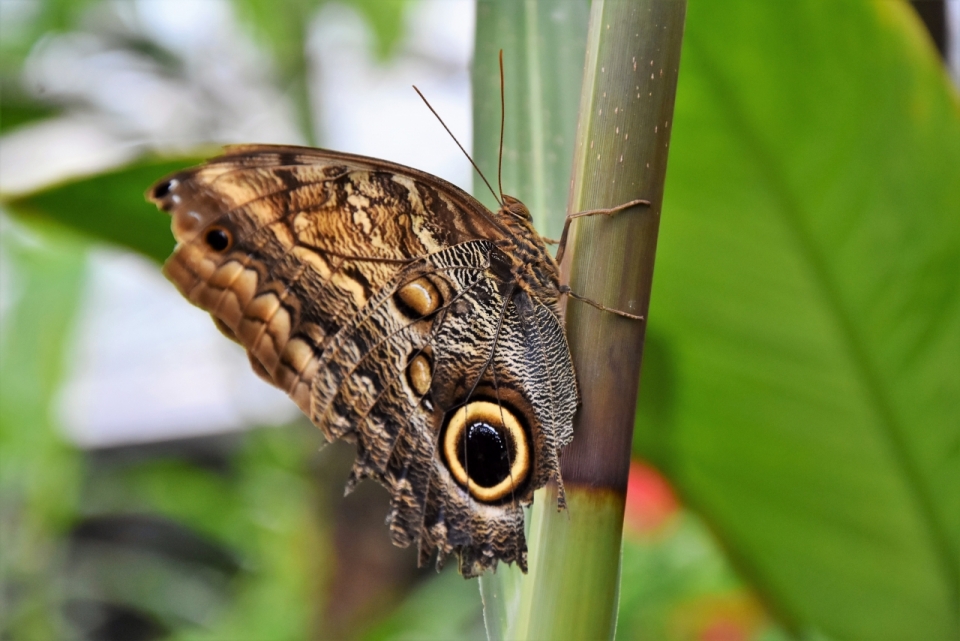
[394,276,443,319]
[406,351,433,397]
[442,401,529,503]
[205,227,232,252]
[152,178,177,199]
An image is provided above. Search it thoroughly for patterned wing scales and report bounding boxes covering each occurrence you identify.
[152,146,504,418]
[148,145,575,576]
[313,244,577,576]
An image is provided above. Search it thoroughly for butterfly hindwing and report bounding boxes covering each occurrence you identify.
[313,242,557,575]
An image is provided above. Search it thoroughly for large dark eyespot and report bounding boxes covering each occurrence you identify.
[205,227,232,252]
[442,401,529,503]
[459,422,509,487]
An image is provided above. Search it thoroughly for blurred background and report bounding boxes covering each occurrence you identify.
[1,1,958,640]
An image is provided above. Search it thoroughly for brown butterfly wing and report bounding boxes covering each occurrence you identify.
[148,144,575,576]
[315,247,576,575]
[153,145,503,410]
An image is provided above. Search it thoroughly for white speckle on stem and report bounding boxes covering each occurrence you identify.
[655,125,658,133]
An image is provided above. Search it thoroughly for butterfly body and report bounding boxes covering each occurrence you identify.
[492,196,565,312]
[149,145,576,577]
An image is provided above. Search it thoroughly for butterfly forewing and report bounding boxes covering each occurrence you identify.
[148,144,576,577]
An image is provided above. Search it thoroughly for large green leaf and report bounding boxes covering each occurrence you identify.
[635,2,960,639]
[0,101,59,134]
[2,157,205,263]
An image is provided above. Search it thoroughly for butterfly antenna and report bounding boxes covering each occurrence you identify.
[412,86,502,208]
[497,49,505,203]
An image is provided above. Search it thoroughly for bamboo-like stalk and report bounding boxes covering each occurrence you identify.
[472,0,590,237]
[541,1,685,637]
[472,1,589,637]
[475,1,686,639]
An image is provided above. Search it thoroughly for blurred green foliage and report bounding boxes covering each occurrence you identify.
[233,0,408,68]
[48,430,324,639]
[361,568,485,641]
[617,516,787,641]
[6,159,206,264]
[0,102,59,134]
[2,0,958,640]
[230,0,410,144]
[0,0,100,73]
[635,1,959,639]
[0,222,87,640]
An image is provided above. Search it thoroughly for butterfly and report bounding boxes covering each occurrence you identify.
[148,137,645,577]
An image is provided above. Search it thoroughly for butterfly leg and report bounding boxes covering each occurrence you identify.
[554,198,650,264]
[554,467,568,510]
[559,285,644,321]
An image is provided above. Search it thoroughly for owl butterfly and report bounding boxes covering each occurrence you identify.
[148,106,645,579]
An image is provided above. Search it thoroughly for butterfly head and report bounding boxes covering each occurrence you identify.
[499,194,532,222]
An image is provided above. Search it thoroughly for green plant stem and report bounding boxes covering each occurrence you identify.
[472,0,590,238]
[477,0,686,638]
[472,1,590,637]
[529,1,688,639]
